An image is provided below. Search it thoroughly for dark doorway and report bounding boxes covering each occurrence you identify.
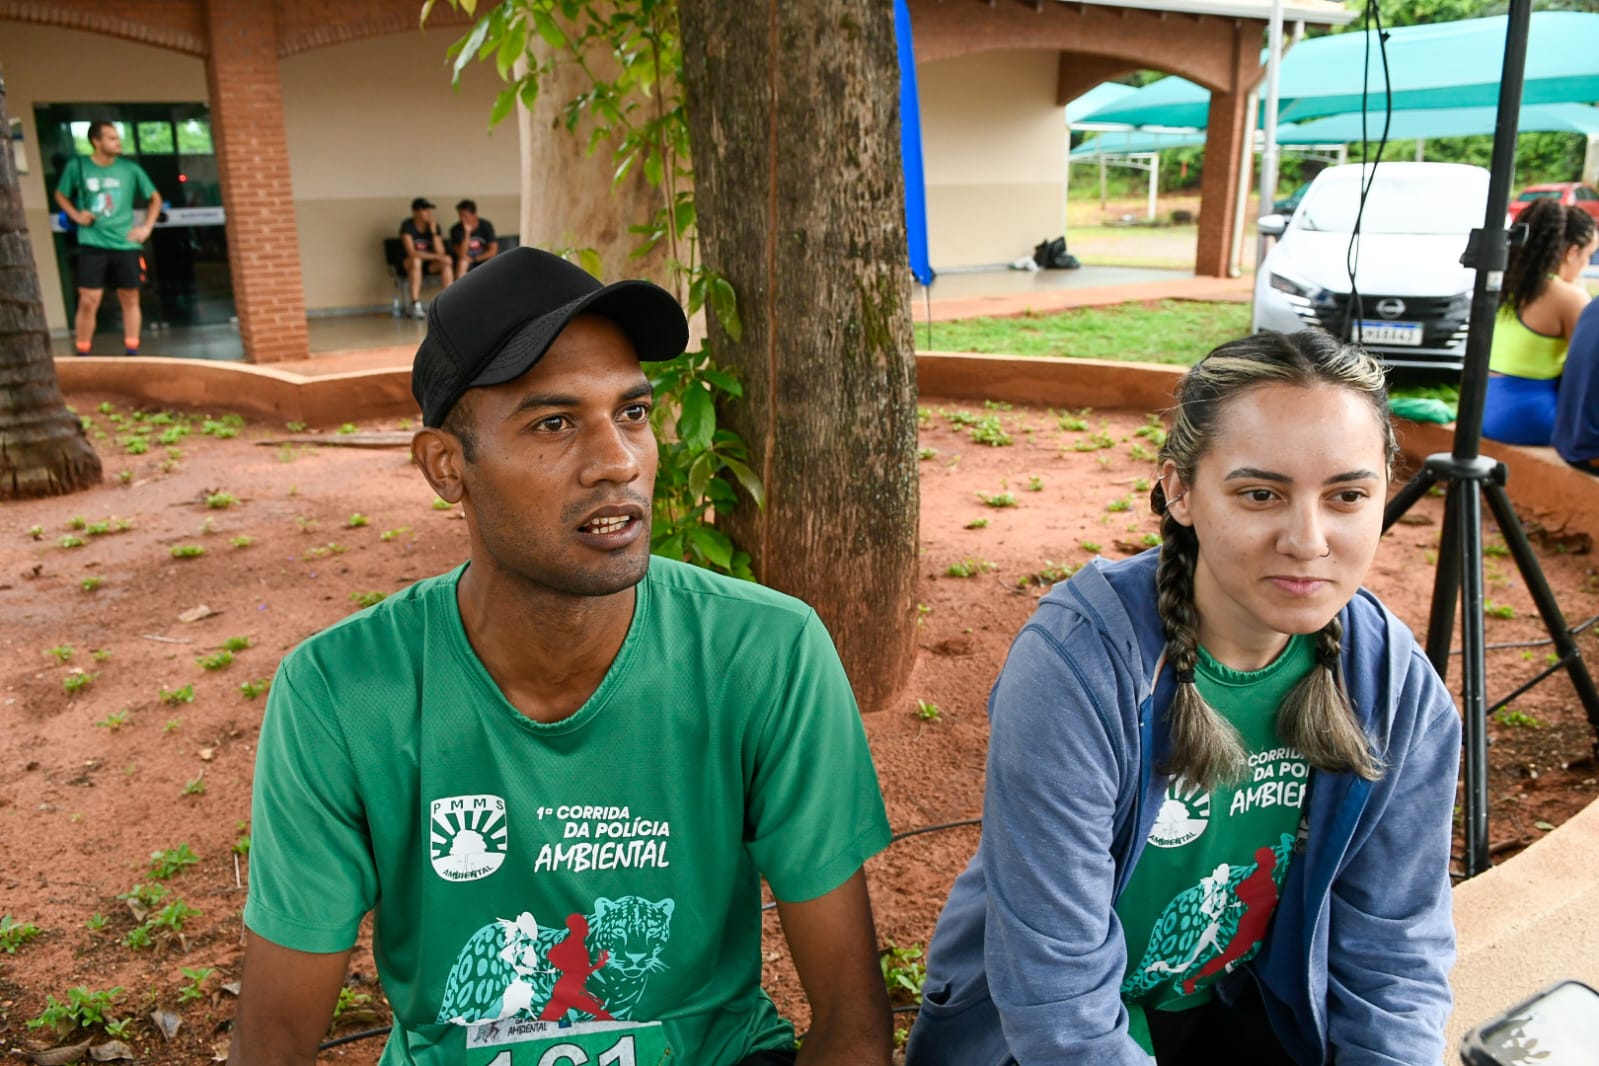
[35,102,237,336]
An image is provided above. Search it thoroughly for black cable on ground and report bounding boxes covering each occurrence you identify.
[319,1025,392,1050]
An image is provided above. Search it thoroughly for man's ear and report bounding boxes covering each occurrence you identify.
[1159,459,1193,528]
[413,428,466,504]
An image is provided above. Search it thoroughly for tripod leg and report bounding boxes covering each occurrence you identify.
[1481,479,1599,745]
[1425,481,1464,679]
[1383,469,1439,532]
[1456,481,1492,877]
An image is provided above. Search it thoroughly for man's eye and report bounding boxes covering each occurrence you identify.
[1245,489,1276,503]
[534,415,570,432]
[620,404,651,423]
[1334,489,1368,505]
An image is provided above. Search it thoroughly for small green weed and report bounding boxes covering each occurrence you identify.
[337,422,358,435]
[880,941,927,1005]
[1106,497,1132,513]
[27,525,44,540]
[0,915,41,953]
[350,590,388,609]
[431,497,454,511]
[149,843,199,880]
[25,985,124,1039]
[917,447,938,461]
[1484,538,1509,558]
[1017,560,1077,588]
[222,635,252,652]
[204,492,237,509]
[969,415,1012,447]
[332,985,373,1021]
[178,965,216,1002]
[160,684,195,706]
[94,708,130,731]
[1493,707,1543,728]
[196,649,234,671]
[964,518,989,530]
[60,534,85,549]
[1026,476,1044,492]
[181,773,207,797]
[1056,409,1089,432]
[379,526,414,542]
[92,648,112,661]
[163,717,182,733]
[85,913,109,932]
[1484,601,1516,620]
[63,670,95,695]
[117,470,133,484]
[1080,541,1103,554]
[170,544,206,559]
[1141,532,1161,548]
[977,492,1017,508]
[945,559,997,578]
[239,677,271,700]
[80,576,104,592]
[914,699,942,723]
[231,535,254,549]
[1133,414,1167,446]
[346,513,369,528]
[44,645,74,663]
[285,420,308,433]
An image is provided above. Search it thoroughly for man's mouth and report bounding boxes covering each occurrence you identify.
[580,515,633,535]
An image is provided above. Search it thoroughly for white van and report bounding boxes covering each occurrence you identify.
[1252,162,1491,373]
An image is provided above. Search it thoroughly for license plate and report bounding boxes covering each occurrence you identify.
[1354,321,1423,346]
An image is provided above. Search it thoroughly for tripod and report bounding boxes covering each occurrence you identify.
[1380,0,1599,878]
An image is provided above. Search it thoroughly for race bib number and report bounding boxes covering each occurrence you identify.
[465,1019,670,1066]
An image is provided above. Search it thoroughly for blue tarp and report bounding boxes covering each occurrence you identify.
[895,0,933,287]
[1076,13,1599,129]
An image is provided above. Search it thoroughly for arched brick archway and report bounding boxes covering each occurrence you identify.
[276,3,471,60]
[0,0,206,56]
[907,0,1265,277]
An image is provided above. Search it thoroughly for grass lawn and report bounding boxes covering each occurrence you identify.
[919,299,1252,365]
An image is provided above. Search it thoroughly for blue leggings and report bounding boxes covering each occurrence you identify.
[1482,374,1558,446]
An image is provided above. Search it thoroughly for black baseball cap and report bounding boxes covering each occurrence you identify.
[411,197,436,211]
[411,246,689,427]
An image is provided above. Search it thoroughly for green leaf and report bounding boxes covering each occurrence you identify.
[461,0,478,15]
[678,385,715,452]
[420,0,438,26]
[651,529,685,559]
[674,198,696,234]
[687,273,707,314]
[701,367,742,397]
[642,150,664,187]
[688,526,735,570]
[452,18,492,85]
[1535,821,1556,831]
[709,275,742,342]
[495,20,529,80]
[489,85,518,128]
[687,452,713,502]
[531,8,568,49]
[719,455,767,511]
[577,248,604,280]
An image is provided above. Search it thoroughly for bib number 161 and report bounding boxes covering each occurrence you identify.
[467,1019,669,1066]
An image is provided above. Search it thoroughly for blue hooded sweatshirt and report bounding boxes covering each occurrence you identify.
[904,549,1460,1066]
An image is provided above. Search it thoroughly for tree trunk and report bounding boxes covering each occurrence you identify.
[678,1,919,714]
[518,27,672,289]
[0,68,102,499]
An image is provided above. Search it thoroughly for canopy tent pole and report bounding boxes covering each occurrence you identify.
[1148,150,1159,221]
[1415,137,1426,161]
[1257,0,1286,268]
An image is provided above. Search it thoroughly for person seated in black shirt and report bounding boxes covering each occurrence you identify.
[450,199,500,278]
[399,197,455,318]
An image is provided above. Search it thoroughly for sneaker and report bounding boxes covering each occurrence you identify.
[410,301,425,320]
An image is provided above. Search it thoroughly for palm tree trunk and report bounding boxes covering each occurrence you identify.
[0,67,102,499]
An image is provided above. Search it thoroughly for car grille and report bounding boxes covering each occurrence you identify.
[1282,292,1471,351]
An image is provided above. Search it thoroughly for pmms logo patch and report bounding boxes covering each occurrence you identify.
[430,794,508,882]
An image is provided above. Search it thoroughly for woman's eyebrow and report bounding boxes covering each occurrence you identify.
[1222,467,1379,484]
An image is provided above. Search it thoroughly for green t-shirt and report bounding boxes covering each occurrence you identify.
[1116,636,1313,1054]
[244,558,891,1066]
[55,156,157,251]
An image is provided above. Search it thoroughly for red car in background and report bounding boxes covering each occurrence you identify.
[1506,182,1599,222]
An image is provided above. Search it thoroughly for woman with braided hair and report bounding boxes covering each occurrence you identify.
[1482,198,1597,445]
[906,331,1461,1066]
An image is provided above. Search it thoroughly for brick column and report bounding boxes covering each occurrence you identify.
[203,0,308,364]
[1194,88,1249,278]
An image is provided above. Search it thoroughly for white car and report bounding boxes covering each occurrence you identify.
[1253,162,1490,374]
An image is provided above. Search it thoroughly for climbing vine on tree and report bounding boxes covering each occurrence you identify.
[428,0,763,579]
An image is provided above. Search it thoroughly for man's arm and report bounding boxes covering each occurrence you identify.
[130,190,163,244]
[228,931,353,1065]
[776,870,892,1066]
[53,176,94,228]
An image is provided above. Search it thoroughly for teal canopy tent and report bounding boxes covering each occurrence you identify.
[1070,103,1599,158]
[1075,12,1599,129]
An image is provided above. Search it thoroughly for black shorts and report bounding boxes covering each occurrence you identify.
[77,248,142,291]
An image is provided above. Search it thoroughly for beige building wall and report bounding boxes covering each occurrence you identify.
[918,49,1066,269]
[1,22,521,329]
[281,27,520,313]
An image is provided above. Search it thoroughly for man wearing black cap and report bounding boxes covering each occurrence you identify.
[230,248,894,1066]
[400,197,455,318]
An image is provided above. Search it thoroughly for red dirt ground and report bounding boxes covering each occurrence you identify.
[2,391,1596,1063]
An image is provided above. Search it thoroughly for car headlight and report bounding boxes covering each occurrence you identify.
[1269,273,1330,304]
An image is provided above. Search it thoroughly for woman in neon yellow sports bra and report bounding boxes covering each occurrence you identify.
[1482,199,1597,445]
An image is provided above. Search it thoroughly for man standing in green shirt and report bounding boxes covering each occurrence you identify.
[229,247,894,1066]
[53,121,162,356]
